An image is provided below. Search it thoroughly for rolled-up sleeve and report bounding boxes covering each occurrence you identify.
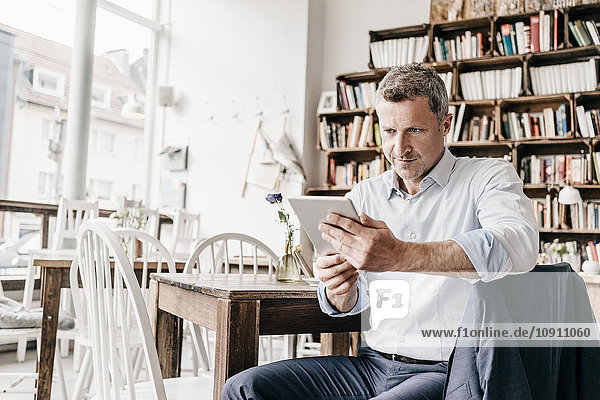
[450,160,539,282]
[317,272,370,316]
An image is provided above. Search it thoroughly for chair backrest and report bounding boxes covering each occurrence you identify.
[141,209,160,238]
[120,197,142,209]
[52,198,99,250]
[113,228,176,294]
[74,219,167,400]
[184,233,278,275]
[169,210,200,258]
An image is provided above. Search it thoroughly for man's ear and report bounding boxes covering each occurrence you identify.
[440,113,453,137]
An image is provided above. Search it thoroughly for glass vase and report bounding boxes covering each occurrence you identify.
[276,238,301,282]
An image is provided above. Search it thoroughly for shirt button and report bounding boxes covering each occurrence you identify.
[410,198,416,204]
[398,337,405,343]
[410,233,417,239]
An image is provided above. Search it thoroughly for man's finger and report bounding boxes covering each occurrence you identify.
[359,213,388,229]
[326,213,363,236]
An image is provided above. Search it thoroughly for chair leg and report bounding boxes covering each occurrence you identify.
[54,349,68,400]
[71,348,92,400]
[16,337,29,362]
[73,342,82,372]
[189,322,210,371]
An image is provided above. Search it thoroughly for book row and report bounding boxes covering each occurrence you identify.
[576,106,600,137]
[530,59,598,96]
[569,19,600,47]
[328,158,382,187]
[446,104,495,143]
[369,36,429,69]
[520,153,590,185]
[459,67,522,100]
[501,105,570,139]
[496,10,562,56]
[530,195,596,230]
[319,116,380,150]
[433,31,487,61]
[337,80,378,111]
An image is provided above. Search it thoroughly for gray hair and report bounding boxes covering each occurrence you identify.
[375,64,448,124]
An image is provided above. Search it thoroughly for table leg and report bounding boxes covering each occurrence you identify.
[214,299,259,400]
[320,332,351,356]
[152,281,183,379]
[36,268,62,400]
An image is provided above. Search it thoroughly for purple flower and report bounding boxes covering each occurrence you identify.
[274,193,283,202]
[266,193,279,204]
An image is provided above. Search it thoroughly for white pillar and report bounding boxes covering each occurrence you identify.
[62,0,98,200]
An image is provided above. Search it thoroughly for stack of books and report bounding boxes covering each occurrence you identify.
[501,105,570,139]
[438,71,453,98]
[369,36,429,68]
[529,59,597,96]
[319,116,379,150]
[433,31,486,61]
[337,81,378,110]
[459,67,522,100]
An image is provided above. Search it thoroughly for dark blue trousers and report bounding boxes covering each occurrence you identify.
[222,345,447,400]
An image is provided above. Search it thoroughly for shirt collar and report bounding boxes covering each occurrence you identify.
[386,148,457,199]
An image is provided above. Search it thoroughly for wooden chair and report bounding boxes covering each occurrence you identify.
[70,227,183,399]
[184,233,290,369]
[72,219,207,399]
[169,210,201,259]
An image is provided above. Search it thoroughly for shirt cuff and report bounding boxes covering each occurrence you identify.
[317,280,368,317]
[450,228,510,282]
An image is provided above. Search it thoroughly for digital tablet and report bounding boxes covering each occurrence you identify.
[288,196,360,255]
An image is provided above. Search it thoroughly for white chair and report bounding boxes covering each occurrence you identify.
[169,210,201,259]
[70,228,181,399]
[17,198,98,363]
[117,197,160,238]
[73,219,207,399]
[184,233,291,369]
[0,281,68,398]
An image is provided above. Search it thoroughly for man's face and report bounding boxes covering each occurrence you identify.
[377,97,451,190]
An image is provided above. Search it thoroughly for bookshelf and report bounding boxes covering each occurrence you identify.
[306,3,600,249]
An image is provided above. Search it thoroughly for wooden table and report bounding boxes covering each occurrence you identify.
[149,273,362,400]
[31,254,186,400]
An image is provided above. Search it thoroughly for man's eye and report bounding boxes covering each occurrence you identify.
[384,129,395,135]
[407,128,422,133]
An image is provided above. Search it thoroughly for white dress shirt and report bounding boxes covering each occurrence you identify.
[318,149,539,361]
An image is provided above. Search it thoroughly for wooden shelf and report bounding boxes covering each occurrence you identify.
[318,108,372,117]
[539,228,600,235]
[324,147,381,156]
[305,186,352,196]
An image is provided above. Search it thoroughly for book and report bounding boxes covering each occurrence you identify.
[319,118,330,149]
[577,105,590,137]
[357,115,373,148]
[348,116,364,148]
[575,20,593,46]
[530,15,540,52]
[586,20,600,45]
[501,24,513,55]
[453,103,467,142]
[373,122,381,147]
[569,21,585,47]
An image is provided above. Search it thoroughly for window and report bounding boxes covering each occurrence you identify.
[91,83,112,109]
[89,179,112,200]
[32,67,65,97]
[41,119,53,141]
[37,172,52,197]
[37,172,61,199]
[90,129,115,155]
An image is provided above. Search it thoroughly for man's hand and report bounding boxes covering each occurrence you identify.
[314,254,358,313]
[318,212,402,272]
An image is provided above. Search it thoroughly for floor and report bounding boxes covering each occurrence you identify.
[0,337,215,399]
[0,332,303,399]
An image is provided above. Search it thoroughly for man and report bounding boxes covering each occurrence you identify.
[222,64,538,399]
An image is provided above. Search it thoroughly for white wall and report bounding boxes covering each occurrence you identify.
[153,0,310,252]
[154,0,430,252]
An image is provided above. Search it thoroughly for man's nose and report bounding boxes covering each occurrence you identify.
[395,132,411,156]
